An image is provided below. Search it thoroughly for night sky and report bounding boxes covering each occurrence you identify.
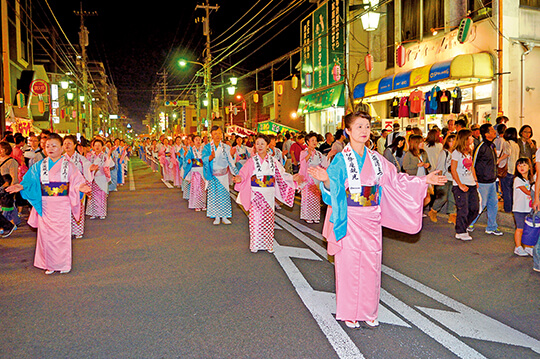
[43,0,316,129]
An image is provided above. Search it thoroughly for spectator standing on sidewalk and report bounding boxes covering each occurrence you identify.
[317,132,334,156]
[450,129,479,241]
[290,134,306,174]
[513,158,534,257]
[429,134,457,224]
[467,124,502,235]
[500,127,520,212]
[518,125,536,162]
[376,129,388,155]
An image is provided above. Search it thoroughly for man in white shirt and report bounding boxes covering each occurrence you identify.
[377,129,388,155]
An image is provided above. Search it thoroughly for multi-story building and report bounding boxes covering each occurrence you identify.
[1,0,35,135]
[349,0,540,133]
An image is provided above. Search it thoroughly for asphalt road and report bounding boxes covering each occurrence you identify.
[1,158,540,359]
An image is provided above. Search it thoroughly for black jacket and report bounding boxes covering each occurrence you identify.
[473,140,497,183]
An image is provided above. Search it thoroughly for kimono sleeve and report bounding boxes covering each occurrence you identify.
[68,162,86,222]
[234,158,254,211]
[379,153,428,234]
[274,160,296,207]
[202,144,214,181]
[183,148,194,179]
[20,160,44,216]
[326,154,349,241]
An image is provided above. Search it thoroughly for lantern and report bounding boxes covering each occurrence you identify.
[458,17,473,44]
[253,92,259,103]
[38,100,46,114]
[60,109,65,119]
[291,75,299,90]
[332,59,342,81]
[16,91,25,108]
[360,11,380,32]
[365,54,374,73]
[396,45,406,67]
[277,82,283,96]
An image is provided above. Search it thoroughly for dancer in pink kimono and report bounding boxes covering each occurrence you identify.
[234,134,298,253]
[63,135,94,239]
[158,138,173,183]
[86,139,114,220]
[7,134,91,275]
[185,135,207,211]
[170,136,183,188]
[299,133,328,224]
[309,111,446,328]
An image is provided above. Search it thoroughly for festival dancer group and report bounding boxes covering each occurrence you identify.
[7,135,130,275]
[148,118,446,330]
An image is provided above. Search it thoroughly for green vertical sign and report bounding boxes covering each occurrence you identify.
[328,0,344,85]
[300,16,313,94]
[313,3,328,90]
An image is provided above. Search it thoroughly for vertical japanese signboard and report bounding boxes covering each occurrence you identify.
[301,16,313,94]
[328,0,344,85]
[300,1,344,94]
[313,3,328,90]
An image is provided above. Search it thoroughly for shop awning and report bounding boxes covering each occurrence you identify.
[298,83,345,114]
[257,120,300,135]
[353,52,494,99]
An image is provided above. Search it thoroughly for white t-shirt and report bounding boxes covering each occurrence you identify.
[451,150,475,186]
[513,176,532,213]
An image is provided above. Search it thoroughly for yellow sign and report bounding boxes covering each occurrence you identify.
[410,65,431,86]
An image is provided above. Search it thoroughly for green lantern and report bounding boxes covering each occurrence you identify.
[458,17,473,44]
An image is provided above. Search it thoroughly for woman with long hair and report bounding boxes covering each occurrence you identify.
[383,135,405,172]
[309,111,446,328]
[429,134,457,223]
[450,129,479,241]
[500,127,520,212]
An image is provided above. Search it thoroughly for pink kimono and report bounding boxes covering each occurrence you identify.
[322,147,427,322]
[235,154,296,252]
[64,152,94,238]
[22,158,86,272]
[158,145,173,182]
[169,145,182,187]
[299,149,328,222]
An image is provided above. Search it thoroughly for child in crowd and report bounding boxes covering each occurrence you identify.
[513,157,534,256]
[450,129,479,241]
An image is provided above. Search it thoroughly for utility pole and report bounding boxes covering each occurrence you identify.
[196,0,219,130]
[74,2,97,137]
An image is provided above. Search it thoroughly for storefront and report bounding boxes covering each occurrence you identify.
[297,83,345,135]
[353,53,495,134]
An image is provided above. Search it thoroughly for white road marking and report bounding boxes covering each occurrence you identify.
[161,178,174,189]
[232,192,540,357]
[128,161,135,191]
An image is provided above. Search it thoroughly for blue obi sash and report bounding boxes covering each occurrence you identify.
[41,182,69,197]
[192,158,203,167]
[251,175,275,188]
[346,185,380,207]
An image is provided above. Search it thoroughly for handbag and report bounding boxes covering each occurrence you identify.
[522,210,540,246]
[497,164,508,178]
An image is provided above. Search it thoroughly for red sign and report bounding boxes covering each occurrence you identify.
[30,80,48,95]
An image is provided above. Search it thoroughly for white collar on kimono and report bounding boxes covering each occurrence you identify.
[342,144,382,193]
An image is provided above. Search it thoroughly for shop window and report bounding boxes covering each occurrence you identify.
[521,0,540,9]
[423,0,444,36]
[401,0,420,41]
[468,0,492,21]
[474,84,492,100]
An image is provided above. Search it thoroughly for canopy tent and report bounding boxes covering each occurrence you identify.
[257,120,300,135]
[353,52,494,99]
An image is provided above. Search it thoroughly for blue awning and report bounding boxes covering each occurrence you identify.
[352,52,494,99]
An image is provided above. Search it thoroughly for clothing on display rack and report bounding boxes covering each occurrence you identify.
[390,97,400,117]
[409,89,424,117]
[452,87,462,114]
[437,89,452,115]
[430,85,441,113]
[399,96,410,118]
